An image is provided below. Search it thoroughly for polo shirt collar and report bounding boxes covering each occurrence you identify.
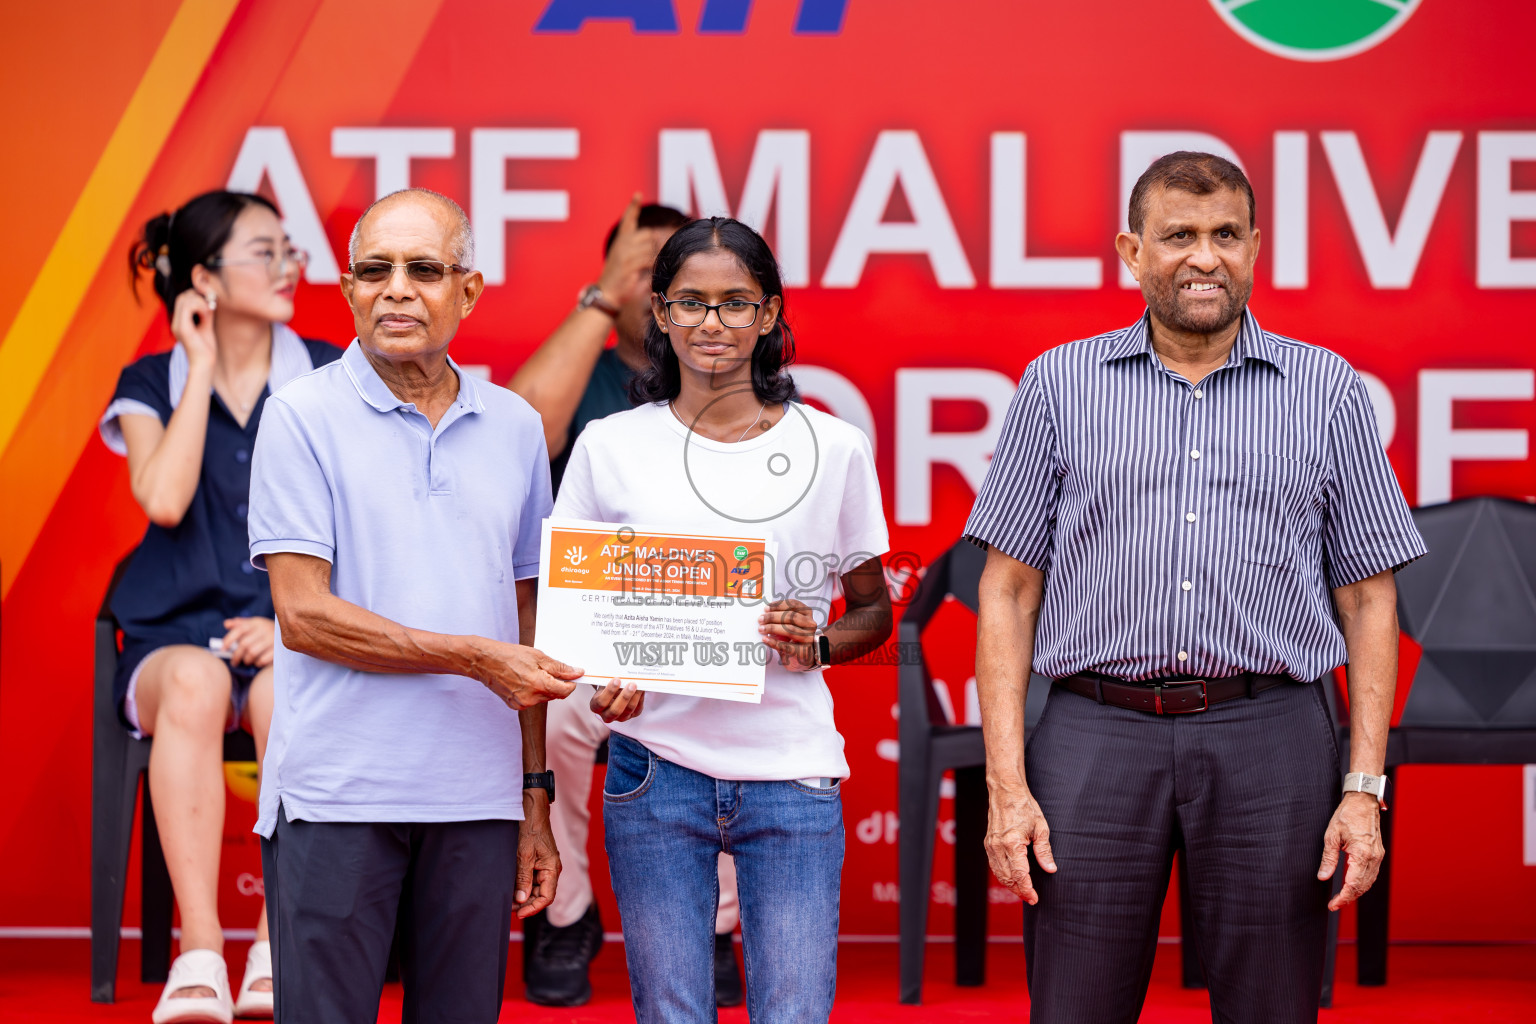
[1101,308,1287,378]
[167,322,313,409]
[340,338,485,415]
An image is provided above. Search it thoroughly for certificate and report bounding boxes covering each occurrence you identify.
[534,517,778,703]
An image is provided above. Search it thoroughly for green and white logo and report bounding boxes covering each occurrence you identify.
[734,545,750,561]
[1209,0,1421,62]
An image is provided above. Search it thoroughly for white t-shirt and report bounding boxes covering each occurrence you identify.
[553,399,889,781]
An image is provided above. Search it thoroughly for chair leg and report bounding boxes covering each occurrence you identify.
[1176,851,1206,989]
[91,729,140,1002]
[141,784,173,983]
[1356,768,1394,986]
[1321,872,1344,1008]
[953,765,988,987]
[898,750,941,1004]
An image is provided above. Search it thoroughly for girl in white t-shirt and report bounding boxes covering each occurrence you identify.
[552,217,891,1023]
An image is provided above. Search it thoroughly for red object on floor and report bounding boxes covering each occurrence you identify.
[3,938,1533,1022]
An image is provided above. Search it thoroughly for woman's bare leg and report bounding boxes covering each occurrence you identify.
[134,646,235,996]
[244,666,275,991]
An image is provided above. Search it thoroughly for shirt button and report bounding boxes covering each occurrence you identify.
[1193,389,1204,399]
[236,503,248,518]
[235,449,250,464]
[1181,580,1192,591]
[1190,449,1201,460]
[239,561,256,575]
[1185,512,1197,523]
[1177,650,1189,662]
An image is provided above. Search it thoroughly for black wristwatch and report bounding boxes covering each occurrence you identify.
[523,771,555,803]
[815,632,832,668]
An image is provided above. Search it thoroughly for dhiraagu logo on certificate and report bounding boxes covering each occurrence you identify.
[1209,0,1421,61]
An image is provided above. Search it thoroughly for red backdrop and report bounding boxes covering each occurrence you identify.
[2,0,1534,944]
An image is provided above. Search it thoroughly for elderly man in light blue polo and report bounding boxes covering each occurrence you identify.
[247,187,581,1024]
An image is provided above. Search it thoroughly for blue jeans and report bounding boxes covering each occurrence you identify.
[603,732,844,1024]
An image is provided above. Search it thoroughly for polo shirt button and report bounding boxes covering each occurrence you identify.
[1181,580,1192,591]
[239,561,256,575]
[1177,650,1189,662]
[1193,389,1204,399]
[1185,512,1197,523]
[1190,449,1201,460]
[235,449,250,464]
[236,503,248,518]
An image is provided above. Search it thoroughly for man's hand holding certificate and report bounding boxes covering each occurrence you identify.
[534,518,779,703]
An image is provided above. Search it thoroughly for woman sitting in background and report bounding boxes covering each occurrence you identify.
[100,190,340,1024]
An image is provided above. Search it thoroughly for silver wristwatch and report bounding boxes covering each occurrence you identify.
[1342,771,1388,808]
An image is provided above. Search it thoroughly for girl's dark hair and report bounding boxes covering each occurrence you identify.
[630,217,796,405]
[129,191,281,317]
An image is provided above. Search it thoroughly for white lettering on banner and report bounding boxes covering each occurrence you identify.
[823,131,975,288]
[1524,765,1536,867]
[332,128,454,200]
[989,133,1102,288]
[226,127,341,283]
[224,124,1536,293]
[1321,131,1462,289]
[1358,371,1397,449]
[855,810,900,845]
[895,368,1016,525]
[963,676,980,725]
[470,128,578,285]
[1272,131,1309,289]
[658,129,811,287]
[1417,370,1534,505]
[1118,131,1246,288]
[1478,132,1536,288]
[793,365,877,453]
[872,881,900,903]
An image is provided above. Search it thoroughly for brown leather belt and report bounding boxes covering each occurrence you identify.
[1055,670,1294,715]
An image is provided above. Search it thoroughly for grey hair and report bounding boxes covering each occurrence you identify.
[347,188,475,270]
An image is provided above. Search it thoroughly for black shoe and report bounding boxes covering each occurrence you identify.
[714,931,744,1007]
[523,903,604,1007]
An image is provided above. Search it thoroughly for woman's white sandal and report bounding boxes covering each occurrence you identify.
[232,940,274,1019]
[151,948,233,1024]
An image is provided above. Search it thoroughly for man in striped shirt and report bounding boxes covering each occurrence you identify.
[965,152,1425,1023]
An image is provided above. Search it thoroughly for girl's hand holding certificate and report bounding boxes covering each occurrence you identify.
[758,599,820,673]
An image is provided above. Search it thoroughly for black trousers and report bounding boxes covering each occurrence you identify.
[261,807,519,1024]
[1022,680,1338,1024]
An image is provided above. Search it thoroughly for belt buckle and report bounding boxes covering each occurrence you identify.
[1153,680,1208,714]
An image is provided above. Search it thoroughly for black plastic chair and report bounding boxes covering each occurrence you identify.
[896,540,1206,1003]
[90,554,256,1003]
[1328,496,1536,993]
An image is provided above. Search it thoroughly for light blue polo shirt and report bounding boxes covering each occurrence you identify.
[247,340,551,837]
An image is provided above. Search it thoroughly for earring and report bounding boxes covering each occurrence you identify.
[205,293,218,312]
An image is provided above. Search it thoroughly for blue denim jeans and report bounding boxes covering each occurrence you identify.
[603,731,844,1024]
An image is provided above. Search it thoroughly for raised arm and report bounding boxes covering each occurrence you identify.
[120,291,220,526]
[976,547,1055,904]
[508,194,652,458]
[265,551,580,710]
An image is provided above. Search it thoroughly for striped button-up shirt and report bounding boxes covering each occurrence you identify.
[964,309,1426,683]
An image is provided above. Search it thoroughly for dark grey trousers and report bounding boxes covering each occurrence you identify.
[1022,680,1338,1024]
[261,807,519,1024]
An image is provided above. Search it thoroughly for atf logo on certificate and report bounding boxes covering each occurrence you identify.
[535,518,779,703]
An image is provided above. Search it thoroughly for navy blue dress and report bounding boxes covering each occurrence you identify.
[99,327,341,728]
